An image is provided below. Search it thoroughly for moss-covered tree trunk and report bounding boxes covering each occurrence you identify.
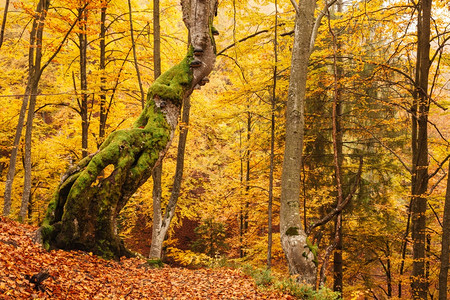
[38,0,218,260]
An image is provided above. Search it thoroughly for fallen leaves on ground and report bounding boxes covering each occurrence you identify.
[0,217,295,299]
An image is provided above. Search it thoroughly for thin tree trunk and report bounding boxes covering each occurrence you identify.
[127,0,145,108]
[0,0,10,49]
[386,242,392,297]
[3,89,30,216]
[411,0,431,298]
[280,0,317,285]
[19,84,39,223]
[267,0,278,270]
[398,199,412,297]
[99,1,107,143]
[5,0,81,218]
[331,0,344,292]
[79,4,89,158]
[149,96,191,259]
[242,111,251,256]
[148,0,164,260]
[18,0,49,222]
[153,0,161,79]
[438,164,450,299]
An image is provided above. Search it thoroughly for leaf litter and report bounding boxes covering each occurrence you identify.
[0,217,294,299]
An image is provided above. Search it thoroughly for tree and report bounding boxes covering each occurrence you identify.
[280,0,317,285]
[267,0,278,270]
[439,164,450,299]
[77,1,89,159]
[0,0,10,49]
[17,0,51,222]
[38,0,218,259]
[127,0,145,108]
[3,0,49,217]
[410,0,432,297]
[148,0,196,260]
[98,0,108,143]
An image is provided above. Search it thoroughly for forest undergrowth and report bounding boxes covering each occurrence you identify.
[0,217,339,299]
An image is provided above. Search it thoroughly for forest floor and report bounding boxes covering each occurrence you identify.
[0,217,295,299]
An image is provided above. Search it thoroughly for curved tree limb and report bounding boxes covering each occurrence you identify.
[38,0,218,259]
[307,156,363,234]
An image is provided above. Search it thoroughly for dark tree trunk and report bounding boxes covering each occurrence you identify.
[332,0,344,292]
[14,0,49,221]
[411,0,431,298]
[153,0,161,79]
[128,0,145,108]
[99,2,107,143]
[79,4,89,158]
[438,163,450,299]
[0,0,10,49]
[267,0,278,269]
[5,0,79,218]
[39,0,218,260]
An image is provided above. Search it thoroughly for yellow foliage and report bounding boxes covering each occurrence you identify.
[165,247,213,268]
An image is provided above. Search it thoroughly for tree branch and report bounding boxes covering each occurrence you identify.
[307,156,363,234]
[40,3,89,73]
[428,154,450,180]
[310,0,338,54]
[289,0,299,14]
[217,23,285,56]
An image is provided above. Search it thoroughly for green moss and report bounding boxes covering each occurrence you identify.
[209,20,217,54]
[305,238,318,266]
[146,258,164,268]
[40,43,193,260]
[147,51,193,104]
[40,224,54,250]
[96,240,115,260]
[285,227,299,236]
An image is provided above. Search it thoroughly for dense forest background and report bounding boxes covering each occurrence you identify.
[0,0,449,298]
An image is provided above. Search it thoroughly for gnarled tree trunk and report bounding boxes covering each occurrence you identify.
[38,0,218,260]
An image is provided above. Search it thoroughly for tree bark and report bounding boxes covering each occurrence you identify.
[331,0,344,292]
[0,0,10,49]
[438,164,450,299]
[148,0,164,260]
[99,1,107,144]
[153,0,161,79]
[411,0,431,298]
[280,0,317,285]
[149,96,190,259]
[79,4,89,158]
[5,0,80,218]
[127,0,145,108]
[39,0,218,260]
[17,0,49,222]
[267,0,278,270]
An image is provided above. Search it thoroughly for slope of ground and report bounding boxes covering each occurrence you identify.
[0,217,294,299]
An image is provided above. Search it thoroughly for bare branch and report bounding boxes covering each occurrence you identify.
[218,23,285,56]
[289,0,299,13]
[308,156,363,234]
[40,3,89,73]
[310,0,338,54]
[429,154,450,180]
